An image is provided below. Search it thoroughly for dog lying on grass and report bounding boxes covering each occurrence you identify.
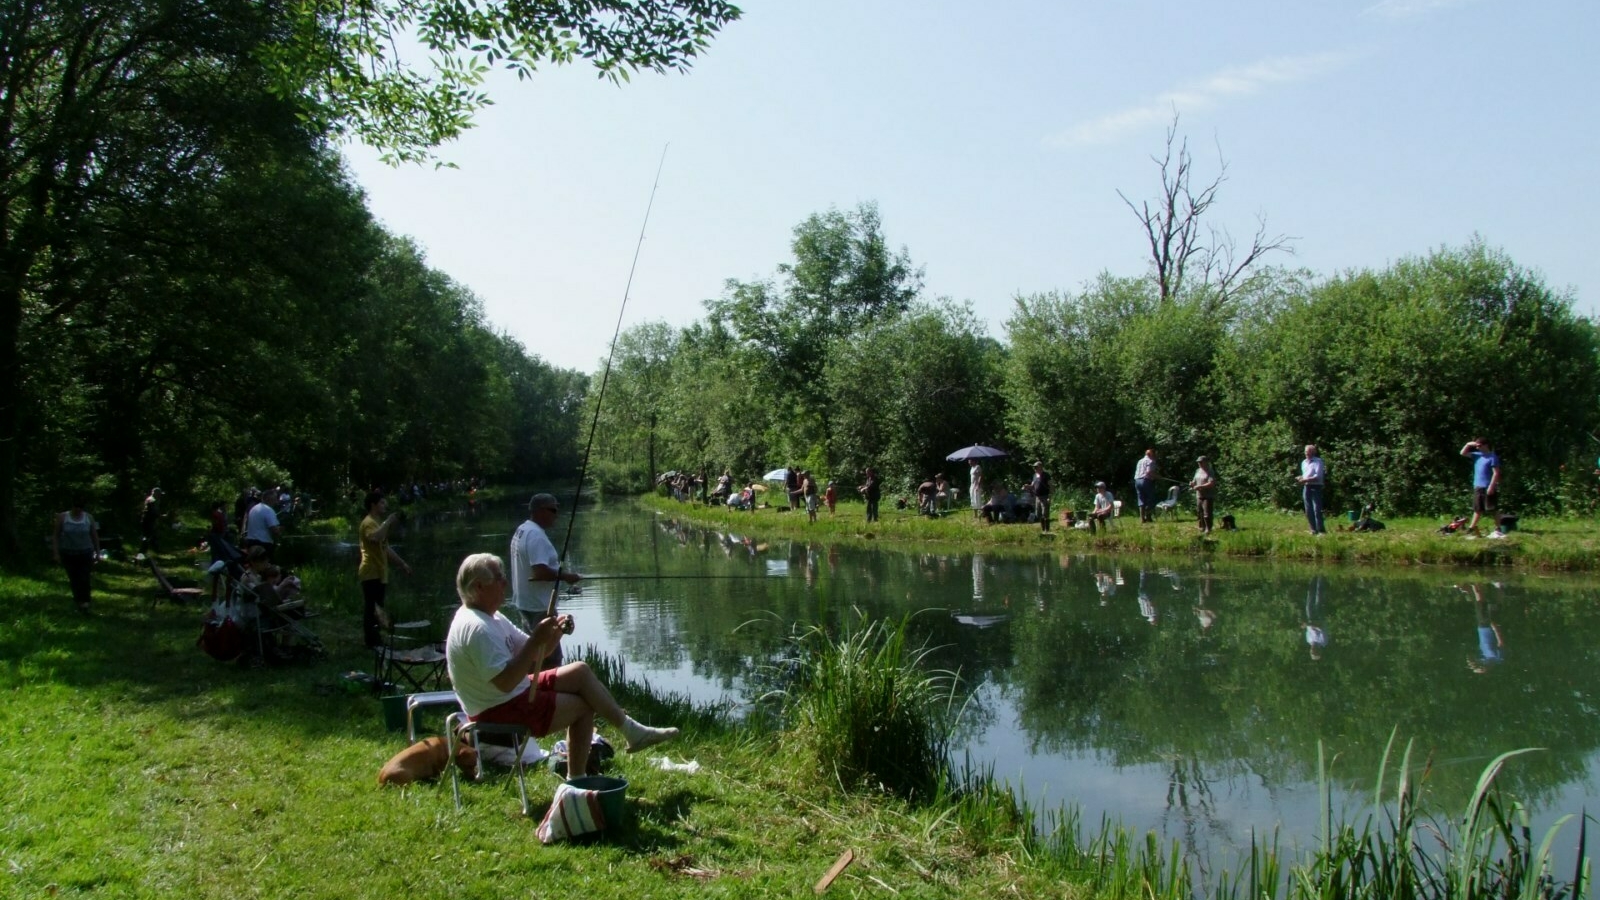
[377,736,478,786]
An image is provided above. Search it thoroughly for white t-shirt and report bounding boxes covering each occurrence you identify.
[445,605,530,716]
[509,519,557,612]
[244,502,279,543]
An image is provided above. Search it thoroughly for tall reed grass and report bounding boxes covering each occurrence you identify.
[765,611,963,800]
[1021,731,1591,900]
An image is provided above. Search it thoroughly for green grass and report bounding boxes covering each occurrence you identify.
[643,494,1600,570]
[0,556,1078,898]
[3,555,1590,898]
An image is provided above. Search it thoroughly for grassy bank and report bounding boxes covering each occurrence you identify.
[641,494,1600,570]
[0,556,1076,898]
[4,554,1588,898]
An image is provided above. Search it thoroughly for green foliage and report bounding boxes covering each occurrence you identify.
[1216,241,1600,515]
[770,613,961,800]
[263,1,743,164]
[825,301,1004,487]
[1,0,717,559]
[1287,736,1588,900]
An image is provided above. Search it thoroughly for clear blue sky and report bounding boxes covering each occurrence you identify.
[343,0,1597,374]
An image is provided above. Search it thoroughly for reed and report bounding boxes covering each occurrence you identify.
[765,611,961,800]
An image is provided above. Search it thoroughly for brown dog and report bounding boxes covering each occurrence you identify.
[377,736,478,786]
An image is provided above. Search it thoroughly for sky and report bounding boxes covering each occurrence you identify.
[343,0,1598,374]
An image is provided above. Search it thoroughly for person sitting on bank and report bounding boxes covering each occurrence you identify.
[1088,482,1115,533]
[981,484,1012,523]
[446,553,678,777]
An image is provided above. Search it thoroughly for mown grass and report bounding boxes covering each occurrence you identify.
[3,554,1590,899]
[0,556,1080,898]
[642,494,1600,570]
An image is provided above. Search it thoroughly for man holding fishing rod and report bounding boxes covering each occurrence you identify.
[447,553,677,778]
[510,493,583,670]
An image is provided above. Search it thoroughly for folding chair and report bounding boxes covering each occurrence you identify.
[374,617,447,693]
[406,690,460,742]
[222,574,323,663]
[446,710,532,816]
[1155,485,1182,520]
[257,591,324,661]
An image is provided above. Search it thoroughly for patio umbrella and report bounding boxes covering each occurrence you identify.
[762,468,790,481]
[945,445,1008,463]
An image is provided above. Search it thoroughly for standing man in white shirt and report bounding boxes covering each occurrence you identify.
[510,493,582,670]
[243,487,282,558]
[1295,444,1328,536]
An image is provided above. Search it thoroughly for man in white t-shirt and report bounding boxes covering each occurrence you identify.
[243,488,282,557]
[445,553,676,777]
[510,493,583,669]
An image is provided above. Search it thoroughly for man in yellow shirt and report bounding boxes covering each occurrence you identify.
[359,491,412,647]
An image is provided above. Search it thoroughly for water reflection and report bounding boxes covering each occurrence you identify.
[379,499,1600,864]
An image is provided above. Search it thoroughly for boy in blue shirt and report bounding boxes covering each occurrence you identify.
[1460,438,1501,535]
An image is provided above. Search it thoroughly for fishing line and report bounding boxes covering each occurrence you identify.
[548,144,670,619]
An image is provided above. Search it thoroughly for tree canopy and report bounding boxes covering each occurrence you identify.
[0,0,740,558]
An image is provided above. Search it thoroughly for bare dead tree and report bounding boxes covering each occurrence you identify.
[1118,113,1294,310]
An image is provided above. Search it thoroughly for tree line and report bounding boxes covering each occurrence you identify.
[589,203,1598,518]
[0,0,742,560]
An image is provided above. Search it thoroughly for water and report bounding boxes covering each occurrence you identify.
[369,497,1600,867]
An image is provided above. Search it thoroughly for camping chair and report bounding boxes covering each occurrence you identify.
[147,557,205,610]
[1155,485,1182,520]
[256,587,324,661]
[374,616,447,693]
[446,710,532,816]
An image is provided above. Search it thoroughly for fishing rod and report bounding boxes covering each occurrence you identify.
[579,573,771,582]
[547,145,670,622]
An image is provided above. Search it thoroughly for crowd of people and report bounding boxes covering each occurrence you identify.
[649,434,1512,541]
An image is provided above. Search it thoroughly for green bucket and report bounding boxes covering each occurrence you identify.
[566,775,628,827]
[379,694,408,732]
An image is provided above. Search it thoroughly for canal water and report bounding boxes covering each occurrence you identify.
[377,496,1600,866]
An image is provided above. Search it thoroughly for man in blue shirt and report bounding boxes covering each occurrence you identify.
[1460,438,1501,535]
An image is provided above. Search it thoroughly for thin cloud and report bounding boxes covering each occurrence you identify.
[1047,51,1354,148]
[1363,0,1480,19]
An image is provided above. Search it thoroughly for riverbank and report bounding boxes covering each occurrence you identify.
[0,557,1092,898]
[4,552,1586,899]
[640,494,1600,570]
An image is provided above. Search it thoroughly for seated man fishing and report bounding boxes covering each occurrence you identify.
[445,552,678,778]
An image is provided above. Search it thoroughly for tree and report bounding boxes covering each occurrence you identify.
[825,302,1004,488]
[1118,114,1293,309]
[0,0,741,559]
[271,0,743,164]
[707,203,922,464]
[1213,241,1600,513]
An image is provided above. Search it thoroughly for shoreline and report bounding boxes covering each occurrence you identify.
[636,493,1600,571]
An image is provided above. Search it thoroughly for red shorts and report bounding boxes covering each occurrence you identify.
[470,669,559,737]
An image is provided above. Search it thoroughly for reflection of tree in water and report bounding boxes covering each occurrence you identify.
[1162,754,1236,864]
[1008,560,1600,806]
[555,510,1600,810]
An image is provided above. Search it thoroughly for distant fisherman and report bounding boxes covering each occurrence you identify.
[510,493,582,670]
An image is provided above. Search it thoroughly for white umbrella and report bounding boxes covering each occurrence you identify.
[763,468,790,481]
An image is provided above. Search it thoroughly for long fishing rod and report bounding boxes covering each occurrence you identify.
[579,574,772,582]
[547,145,670,621]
